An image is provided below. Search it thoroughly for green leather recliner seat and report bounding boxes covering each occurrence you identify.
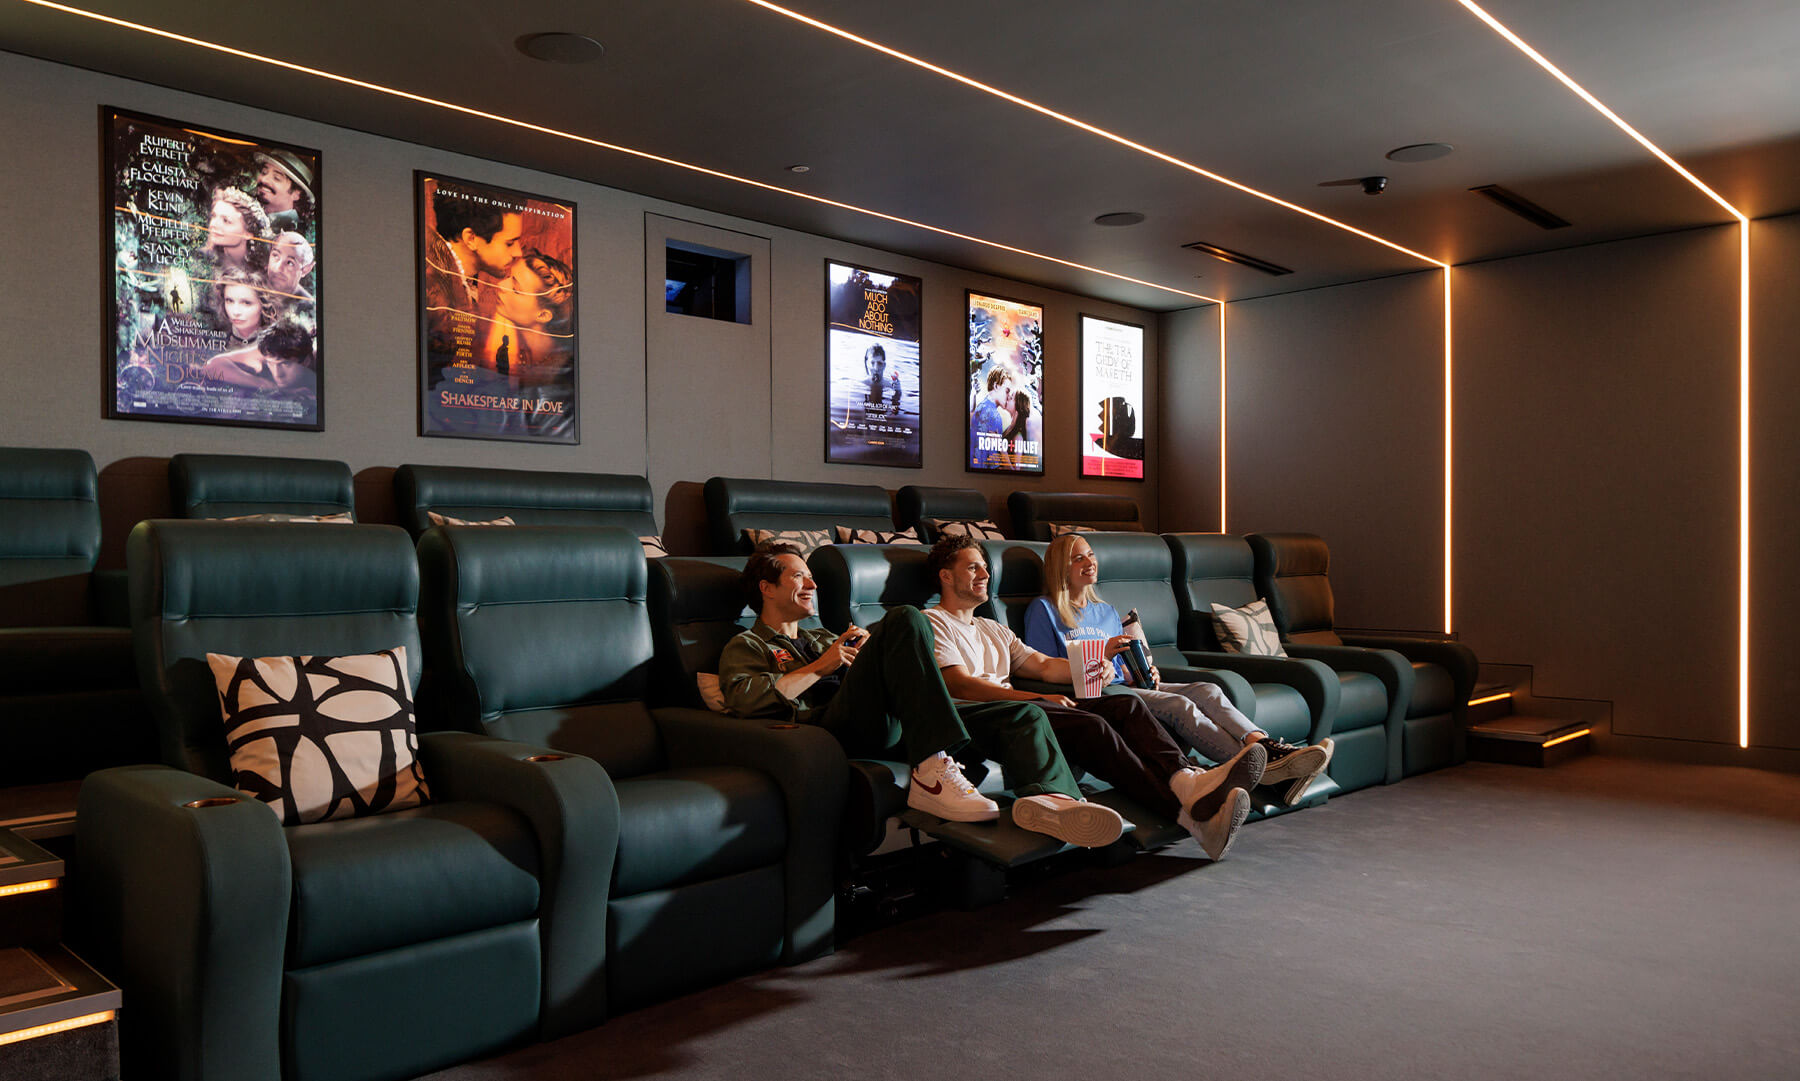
[0,446,155,786]
[393,463,658,540]
[1080,532,1340,813]
[1165,533,1393,795]
[1249,532,1479,779]
[1006,491,1144,540]
[704,475,894,553]
[894,485,992,542]
[169,452,357,519]
[416,526,845,1012]
[76,520,616,1081]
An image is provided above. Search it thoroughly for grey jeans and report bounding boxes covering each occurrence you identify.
[1133,682,1262,764]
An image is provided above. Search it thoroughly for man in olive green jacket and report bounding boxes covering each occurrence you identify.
[720,541,1126,848]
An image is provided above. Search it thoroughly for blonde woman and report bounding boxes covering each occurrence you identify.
[1022,533,1332,804]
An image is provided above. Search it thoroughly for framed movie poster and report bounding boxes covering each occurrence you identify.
[416,173,578,444]
[1079,314,1146,480]
[825,260,922,467]
[104,108,322,430]
[965,291,1044,474]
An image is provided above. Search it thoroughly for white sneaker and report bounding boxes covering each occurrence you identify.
[1177,787,1250,860]
[908,752,999,822]
[1011,794,1126,848]
[1168,741,1267,813]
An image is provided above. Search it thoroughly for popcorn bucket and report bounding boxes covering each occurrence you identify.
[1075,637,1109,699]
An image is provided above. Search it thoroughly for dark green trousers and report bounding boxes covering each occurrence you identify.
[818,606,1079,798]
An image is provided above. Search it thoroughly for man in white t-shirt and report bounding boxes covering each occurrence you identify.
[923,535,1264,859]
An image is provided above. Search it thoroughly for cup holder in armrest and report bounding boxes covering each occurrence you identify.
[183,797,241,809]
[525,753,571,763]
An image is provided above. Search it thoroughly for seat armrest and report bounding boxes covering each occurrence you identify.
[1150,664,1256,715]
[1283,643,1414,783]
[1175,651,1340,743]
[75,765,290,1081]
[418,731,619,1037]
[652,706,849,964]
[1341,636,1479,701]
[1012,676,1075,697]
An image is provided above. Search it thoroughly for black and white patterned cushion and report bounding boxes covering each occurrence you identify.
[1209,599,1288,657]
[427,512,517,527]
[219,512,356,523]
[834,525,922,545]
[206,646,431,825]
[925,518,1006,540]
[744,527,834,556]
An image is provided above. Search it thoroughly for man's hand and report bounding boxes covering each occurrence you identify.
[1034,693,1077,708]
[817,626,866,671]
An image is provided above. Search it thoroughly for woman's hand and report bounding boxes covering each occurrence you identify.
[1104,634,1135,658]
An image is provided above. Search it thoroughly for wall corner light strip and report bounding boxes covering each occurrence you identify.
[1451,0,1751,749]
[18,1,1215,306]
[1219,300,1228,534]
[741,0,1456,629]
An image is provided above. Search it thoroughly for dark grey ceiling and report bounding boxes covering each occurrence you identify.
[4,0,1796,310]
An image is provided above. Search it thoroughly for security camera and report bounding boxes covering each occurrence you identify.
[1362,175,1388,195]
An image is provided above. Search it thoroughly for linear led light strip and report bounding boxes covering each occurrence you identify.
[742,0,1456,628]
[742,0,1448,271]
[1452,0,1752,750]
[0,1011,115,1048]
[18,1,1215,305]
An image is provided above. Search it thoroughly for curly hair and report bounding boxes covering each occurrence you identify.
[926,533,981,582]
[208,186,271,271]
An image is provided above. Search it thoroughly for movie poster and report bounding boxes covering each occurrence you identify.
[1080,315,1146,480]
[417,173,578,444]
[105,109,322,430]
[825,261,922,467]
[965,291,1044,474]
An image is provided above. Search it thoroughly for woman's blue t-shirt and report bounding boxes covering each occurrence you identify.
[1022,596,1128,685]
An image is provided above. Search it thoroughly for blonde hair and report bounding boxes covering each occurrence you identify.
[1043,533,1102,631]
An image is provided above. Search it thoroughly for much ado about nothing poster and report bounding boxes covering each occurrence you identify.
[825,261,922,467]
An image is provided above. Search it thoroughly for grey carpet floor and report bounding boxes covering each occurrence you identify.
[418,756,1800,1081]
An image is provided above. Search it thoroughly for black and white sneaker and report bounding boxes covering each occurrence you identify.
[1258,737,1334,805]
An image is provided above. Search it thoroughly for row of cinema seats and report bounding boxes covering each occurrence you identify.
[2,447,1476,1080]
[0,451,1157,789]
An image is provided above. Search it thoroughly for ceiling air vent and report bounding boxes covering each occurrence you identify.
[1181,241,1293,276]
[1468,184,1571,230]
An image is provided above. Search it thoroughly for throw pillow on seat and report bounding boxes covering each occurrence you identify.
[834,526,922,545]
[207,647,430,825]
[743,527,834,556]
[923,518,1005,540]
[1209,599,1288,657]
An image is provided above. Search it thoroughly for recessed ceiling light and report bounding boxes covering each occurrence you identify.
[1093,211,1145,227]
[787,164,811,173]
[1386,143,1455,163]
[516,33,605,64]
